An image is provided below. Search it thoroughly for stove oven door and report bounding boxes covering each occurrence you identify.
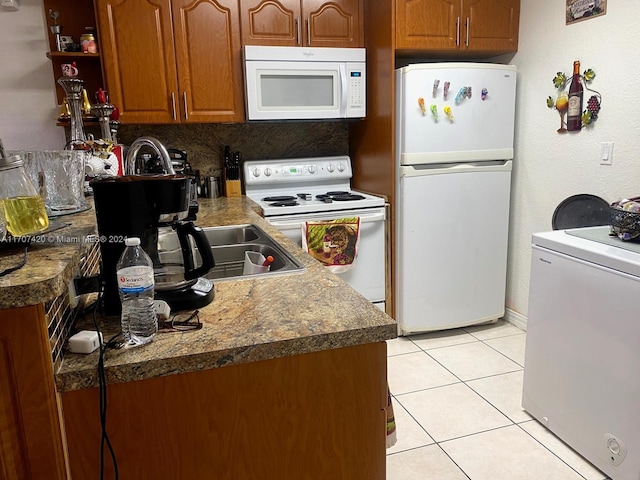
[267,207,387,310]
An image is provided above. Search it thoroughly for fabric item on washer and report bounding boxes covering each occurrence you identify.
[302,217,360,273]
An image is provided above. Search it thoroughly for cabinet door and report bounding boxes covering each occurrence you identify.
[97,0,180,124]
[463,0,520,52]
[303,0,363,47]
[0,305,68,480]
[240,0,301,46]
[173,0,245,123]
[395,0,460,51]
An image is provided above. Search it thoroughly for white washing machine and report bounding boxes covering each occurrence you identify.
[523,226,640,480]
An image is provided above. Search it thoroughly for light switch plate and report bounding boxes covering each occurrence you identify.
[600,142,613,166]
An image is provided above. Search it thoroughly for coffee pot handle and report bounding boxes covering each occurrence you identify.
[176,222,215,281]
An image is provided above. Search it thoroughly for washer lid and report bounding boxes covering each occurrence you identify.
[551,194,610,230]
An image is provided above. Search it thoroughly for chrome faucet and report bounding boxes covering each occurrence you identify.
[124,136,175,175]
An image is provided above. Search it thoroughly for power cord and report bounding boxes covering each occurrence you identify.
[0,244,29,277]
[91,276,120,480]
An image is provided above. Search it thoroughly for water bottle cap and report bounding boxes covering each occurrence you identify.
[125,237,140,246]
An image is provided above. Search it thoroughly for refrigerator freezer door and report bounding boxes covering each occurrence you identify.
[396,161,511,334]
[396,63,516,165]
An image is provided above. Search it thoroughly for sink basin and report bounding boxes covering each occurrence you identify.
[202,224,306,281]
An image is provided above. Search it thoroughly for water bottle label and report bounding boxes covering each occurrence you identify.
[117,266,154,293]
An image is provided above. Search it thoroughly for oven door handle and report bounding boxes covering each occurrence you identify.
[268,210,386,228]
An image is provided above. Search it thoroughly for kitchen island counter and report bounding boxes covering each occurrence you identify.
[55,196,396,392]
[53,196,394,480]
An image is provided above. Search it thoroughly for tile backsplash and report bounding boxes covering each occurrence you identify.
[93,121,350,178]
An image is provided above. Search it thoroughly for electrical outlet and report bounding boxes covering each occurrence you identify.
[600,142,614,165]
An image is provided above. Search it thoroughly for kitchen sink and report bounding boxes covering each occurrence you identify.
[202,224,306,281]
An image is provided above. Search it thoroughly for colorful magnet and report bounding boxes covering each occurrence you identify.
[466,86,472,99]
[432,79,440,98]
[430,104,438,122]
[481,88,488,100]
[443,81,450,100]
[455,87,466,104]
[444,105,454,122]
[418,97,426,115]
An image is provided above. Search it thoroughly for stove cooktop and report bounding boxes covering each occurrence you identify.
[244,156,385,216]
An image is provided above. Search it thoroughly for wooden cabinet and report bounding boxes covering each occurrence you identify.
[43,0,105,106]
[396,0,520,54]
[0,305,69,480]
[96,0,244,124]
[240,0,363,47]
[62,342,388,479]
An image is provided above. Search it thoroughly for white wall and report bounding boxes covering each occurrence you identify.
[508,0,640,321]
[0,0,64,150]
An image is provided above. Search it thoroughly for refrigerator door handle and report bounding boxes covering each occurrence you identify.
[399,160,512,178]
[455,17,460,46]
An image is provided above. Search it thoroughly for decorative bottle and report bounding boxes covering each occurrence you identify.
[567,60,583,131]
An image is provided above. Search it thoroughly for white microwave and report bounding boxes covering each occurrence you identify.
[243,45,366,121]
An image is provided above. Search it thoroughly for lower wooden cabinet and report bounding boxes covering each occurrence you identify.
[0,305,69,480]
[61,342,388,479]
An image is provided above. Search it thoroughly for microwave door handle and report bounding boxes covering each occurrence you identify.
[339,64,348,116]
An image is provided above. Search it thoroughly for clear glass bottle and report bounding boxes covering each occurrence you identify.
[0,155,49,237]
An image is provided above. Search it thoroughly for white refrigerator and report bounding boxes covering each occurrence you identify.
[395,63,516,335]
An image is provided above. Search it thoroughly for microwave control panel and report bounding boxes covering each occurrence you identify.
[347,64,366,117]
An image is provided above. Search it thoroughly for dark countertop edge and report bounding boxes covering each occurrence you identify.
[54,323,397,392]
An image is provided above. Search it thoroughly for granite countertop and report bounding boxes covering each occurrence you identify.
[0,206,98,309]
[52,196,397,392]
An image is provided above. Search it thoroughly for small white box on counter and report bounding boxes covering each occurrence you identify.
[68,330,102,354]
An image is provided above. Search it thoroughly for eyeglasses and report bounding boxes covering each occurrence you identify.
[159,310,202,332]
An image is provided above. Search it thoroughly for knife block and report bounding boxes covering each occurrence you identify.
[224,179,242,197]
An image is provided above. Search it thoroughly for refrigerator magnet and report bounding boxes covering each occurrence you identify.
[443,81,450,100]
[481,88,488,100]
[432,79,440,98]
[430,104,438,122]
[418,97,426,115]
[443,106,454,122]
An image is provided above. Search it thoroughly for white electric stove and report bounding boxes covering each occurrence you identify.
[244,156,387,310]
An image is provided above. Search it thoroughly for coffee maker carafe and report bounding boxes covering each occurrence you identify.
[91,175,215,315]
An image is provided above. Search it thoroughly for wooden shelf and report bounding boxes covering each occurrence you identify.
[47,52,100,59]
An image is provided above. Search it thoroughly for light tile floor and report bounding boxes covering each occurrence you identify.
[386,320,609,480]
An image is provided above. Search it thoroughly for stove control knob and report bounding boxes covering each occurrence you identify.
[252,168,261,177]
[327,163,335,173]
[308,164,317,174]
[264,167,273,177]
[337,163,346,172]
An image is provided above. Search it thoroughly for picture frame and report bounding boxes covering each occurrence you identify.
[566,0,607,25]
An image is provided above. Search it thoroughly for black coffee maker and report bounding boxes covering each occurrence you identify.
[91,175,215,315]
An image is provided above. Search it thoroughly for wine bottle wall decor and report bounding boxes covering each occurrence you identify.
[546,61,602,134]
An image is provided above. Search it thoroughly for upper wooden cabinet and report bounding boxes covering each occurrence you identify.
[240,0,364,47]
[396,0,520,54]
[96,0,244,124]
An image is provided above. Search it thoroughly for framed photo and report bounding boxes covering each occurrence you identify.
[566,0,607,25]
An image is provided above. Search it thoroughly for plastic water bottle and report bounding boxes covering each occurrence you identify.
[116,237,157,346]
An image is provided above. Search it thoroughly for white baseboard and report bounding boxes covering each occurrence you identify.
[503,308,527,331]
